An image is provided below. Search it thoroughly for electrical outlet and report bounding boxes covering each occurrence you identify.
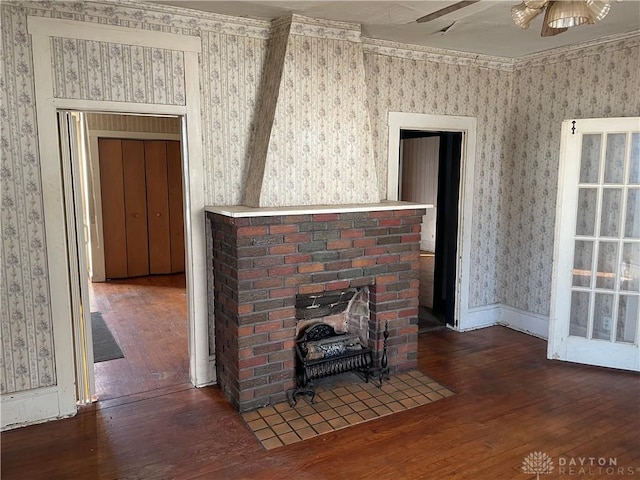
[602,317,611,332]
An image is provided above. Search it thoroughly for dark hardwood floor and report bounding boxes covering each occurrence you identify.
[2,285,639,479]
[90,274,189,401]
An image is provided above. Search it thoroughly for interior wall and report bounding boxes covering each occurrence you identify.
[201,30,267,205]
[364,46,514,309]
[1,0,638,399]
[401,137,439,251]
[504,38,640,317]
[1,5,57,394]
[245,16,379,207]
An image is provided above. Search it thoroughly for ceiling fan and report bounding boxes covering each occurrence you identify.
[416,0,612,37]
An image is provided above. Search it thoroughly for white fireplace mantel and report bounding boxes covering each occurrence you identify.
[205,201,432,218]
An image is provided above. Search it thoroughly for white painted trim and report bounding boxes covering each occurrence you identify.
[548,117,640,371]
[456,304,500,331]
[52,99,187,115]
[205,201,433,218]
[387,112,477,332]
[183,51,213,387]
[0,387,70,431]
[26,18,212,427]
[498,305,549,340]
[90,130,182,141]
[31,31,78,421]
[86,130,182,283]
[27,17,201,52]
[443,303,550,340]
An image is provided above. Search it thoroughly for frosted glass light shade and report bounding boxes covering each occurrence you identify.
[524,0,548,9]
[586,0,611,22]
[546,1,593,28]
[512,2,544,29]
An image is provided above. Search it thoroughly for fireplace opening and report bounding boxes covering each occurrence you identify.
[290,287,391,406]
[295,287,370,346]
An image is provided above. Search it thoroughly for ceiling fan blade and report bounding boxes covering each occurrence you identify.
[540,1,568,36]
[416,0,481,23]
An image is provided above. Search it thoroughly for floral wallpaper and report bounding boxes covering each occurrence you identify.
[1,5,56,393]
[1,0,638,396]
[505,37,640,316]
[0,0,266,394]
[363,43,514,309]
[201,29,267,205]
[202,28,275,205]
[247,15,379,207]
[51,37,186,105]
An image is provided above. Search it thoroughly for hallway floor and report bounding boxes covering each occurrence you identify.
[89,274,189,401]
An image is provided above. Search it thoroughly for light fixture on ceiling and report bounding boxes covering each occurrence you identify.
[511,0,611,37]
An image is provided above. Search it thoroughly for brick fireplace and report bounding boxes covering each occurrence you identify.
[206,203,427,411]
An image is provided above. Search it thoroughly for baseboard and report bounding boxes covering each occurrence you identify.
[456,304,501,331]
[1,386,75,431]
[498,305,549,339]
[455,303,549,340]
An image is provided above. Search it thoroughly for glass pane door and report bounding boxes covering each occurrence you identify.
[550,118,640,371]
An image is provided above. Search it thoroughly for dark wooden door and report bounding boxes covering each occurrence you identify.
[122,140,149,277]
[145,140,172,275]
[167,141,185,273]
[99,138,128,279]
[99,138,184,279]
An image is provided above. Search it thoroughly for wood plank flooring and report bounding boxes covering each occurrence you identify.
[3,313,639,478]
[89,274,189,401]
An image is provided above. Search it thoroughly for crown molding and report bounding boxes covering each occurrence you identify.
[515,30,640,68]
[271,13,362,43]
[362,38,515,72]
[12,0,271,39]
[6,0,639,69]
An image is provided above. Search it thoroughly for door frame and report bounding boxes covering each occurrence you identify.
[387,112,477,330]
[27,17,212,421]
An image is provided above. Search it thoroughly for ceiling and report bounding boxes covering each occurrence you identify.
[152,1,640,58]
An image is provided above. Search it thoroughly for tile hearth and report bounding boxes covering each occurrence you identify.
[242,370,454,450]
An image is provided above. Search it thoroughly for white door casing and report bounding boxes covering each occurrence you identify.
[549,117,640,371]
[16,16,212,426]
[57,111,95,405]
[387,112,476,330]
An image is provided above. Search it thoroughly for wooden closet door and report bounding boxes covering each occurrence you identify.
[145,141,172,274]
[98,138,128,279]
[122,140,149,277]
[167,141,185,273]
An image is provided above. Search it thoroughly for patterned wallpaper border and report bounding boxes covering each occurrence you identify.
[516,31,640,68]
[363,32,640,72]
[12,0,270,39]
[362,37,515,72]
[288,14,362,43]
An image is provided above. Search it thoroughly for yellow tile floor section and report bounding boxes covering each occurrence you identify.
[242,370,454,450]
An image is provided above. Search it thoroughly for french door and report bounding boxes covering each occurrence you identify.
[549,117,640,371]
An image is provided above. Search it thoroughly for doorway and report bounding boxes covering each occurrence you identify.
[387,112,477,332]
[399,130,462,331]
[60,111,190,402]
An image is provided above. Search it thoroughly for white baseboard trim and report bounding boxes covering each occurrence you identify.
[456,304,501,331]
[456,303,549,340]
[498,305,549,340]
[1,386,75,431]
